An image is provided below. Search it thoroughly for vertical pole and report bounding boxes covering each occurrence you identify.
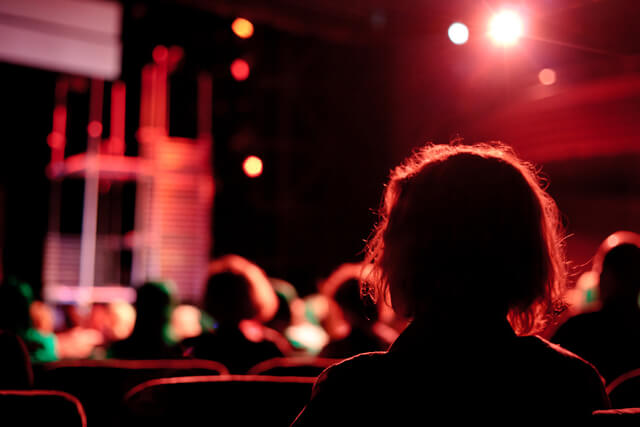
[78,79,104,308]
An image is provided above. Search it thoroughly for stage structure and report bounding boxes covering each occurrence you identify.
[43,51,214,306]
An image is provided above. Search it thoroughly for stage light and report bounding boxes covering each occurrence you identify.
[448,22,469,45]
[538,68,556,85]
[243,155,263,178]
[232,18,254,39]
[488,10,523,46]
[230,59,250,81]
[87,121,103,138]
[152,45,169,63]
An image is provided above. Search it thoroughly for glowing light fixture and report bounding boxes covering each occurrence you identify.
[243,155,263,178]
[448,22,469,45]
[538,68,556,85]
[488,10,523,46]
[152,45,169,63]
[230,59,250,81]
[87,120,103,138]
[232,18,254,39]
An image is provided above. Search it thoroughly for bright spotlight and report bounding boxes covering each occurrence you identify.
[232,18,254,39]
[448,22,469,45]
[243,155,263,178]
[488,10,523,46]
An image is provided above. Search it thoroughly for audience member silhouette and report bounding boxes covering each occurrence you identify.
[319,264,394,358]
[107,281,182,359]
[553,231,640,384]
[0,330,33,389]
[293,143,609,424]
[181,255,287,373]
[0,279,57,363]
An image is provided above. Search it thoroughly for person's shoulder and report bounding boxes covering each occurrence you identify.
[524,334,599,369]
[314,351,388,388]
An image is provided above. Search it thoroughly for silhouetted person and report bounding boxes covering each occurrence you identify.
[553,231,640,384]
[0,331,33,389]
[108,281,181,359]
[293,143,609,425]
[319,275,393,359]
[0,279,57,363]
[181,255,287,373]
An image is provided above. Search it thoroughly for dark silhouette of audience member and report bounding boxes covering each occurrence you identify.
[181,255,287,373]
[0,330,33,389]
[107,281,181,359]
[0,279,57,363]
[293,143,609,425]
[318,263,395,358]
[553,231,640,384]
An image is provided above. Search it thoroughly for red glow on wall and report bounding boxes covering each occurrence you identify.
[230,59,250,81]
[243,155,263,178]
[87,121,103,138]
[232,18,254,39]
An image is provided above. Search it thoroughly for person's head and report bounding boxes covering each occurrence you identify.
[364,142,567,335]
[0,278,34,333]
[133,280,176,332]
[594,231,640,307]
[203,255,278,327]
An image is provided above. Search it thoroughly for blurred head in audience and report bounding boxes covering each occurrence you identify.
[204,255,278,328]
[0,278,58,362]
[593,231,640,309]
[132,280,176,337]
[171,304,202,340]
[30,301,55,334]
[0,278,34,334]
[364,143,567,336]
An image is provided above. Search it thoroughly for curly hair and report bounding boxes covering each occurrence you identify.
[363,142,567,335]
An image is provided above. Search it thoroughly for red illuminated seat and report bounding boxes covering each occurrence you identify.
[247,356,342,376]
[34,359,228,427]
[607,368,640,408]
[122,374,315,426]
[0,390,86,427]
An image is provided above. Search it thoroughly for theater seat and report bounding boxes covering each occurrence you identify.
[34,359,229,427]
[607,368,640,408]
[0,390,86,427]
[592,407,640,425]
[247,356,341,376]
[122,374,315,426]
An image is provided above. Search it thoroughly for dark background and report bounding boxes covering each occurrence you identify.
[1,0,640,298]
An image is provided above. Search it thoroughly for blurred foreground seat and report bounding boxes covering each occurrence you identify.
[34,359,229,427]
[123,374,315,426]
[247,356,341,376]
[607,368,640,409]
[0,390,86,427]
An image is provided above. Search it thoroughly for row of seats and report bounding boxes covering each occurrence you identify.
[12,358,640,426]
[32,357,338,427]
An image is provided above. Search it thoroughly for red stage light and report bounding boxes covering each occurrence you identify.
[87,121,103,138]
[243,155,263,178]
[152,45,169,63]
[538,68,557,85]
[230,59,250,81]
[232,18,254,39]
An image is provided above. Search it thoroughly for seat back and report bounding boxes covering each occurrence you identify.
[34,359,229,427]
[0,390,86,427]
[607,368,640,408]
[123,374,315,426]
[247,356,341,376]
[592,408,640,425]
